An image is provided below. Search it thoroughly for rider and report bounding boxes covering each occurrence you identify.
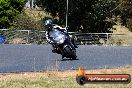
[44,19,77,53]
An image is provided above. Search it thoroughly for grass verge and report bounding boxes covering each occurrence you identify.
[0,66,132,88]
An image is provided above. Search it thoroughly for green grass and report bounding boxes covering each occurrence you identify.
[0,77,131,88]
[0,66,132,88]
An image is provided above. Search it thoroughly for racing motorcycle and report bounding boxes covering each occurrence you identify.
[49,28,77,60]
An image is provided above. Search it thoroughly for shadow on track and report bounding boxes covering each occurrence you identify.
[56,58,79,61]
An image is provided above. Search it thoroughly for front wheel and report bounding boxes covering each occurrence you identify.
[72,55,77,60]
[71,49,77,60]
[63,45,77,59]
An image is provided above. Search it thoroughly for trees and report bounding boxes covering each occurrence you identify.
[37,0,119,32]
[0,0,25,29]
[13,12,44,30]
[119,0,132,29]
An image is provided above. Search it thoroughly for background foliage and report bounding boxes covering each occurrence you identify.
[12,12,44,30]
[0,0,25,29]
[36,0,132,32]
[36,0,118,32]
[0,0,131,32]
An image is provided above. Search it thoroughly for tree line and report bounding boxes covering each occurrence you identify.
[0,0,132,32]
[0,0,25,29]
[36,0,132,32]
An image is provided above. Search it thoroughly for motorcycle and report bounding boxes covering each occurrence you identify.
[49,28,77,60]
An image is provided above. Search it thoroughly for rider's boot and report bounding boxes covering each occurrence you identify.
[52,48,57,53]
[52,48,62,54]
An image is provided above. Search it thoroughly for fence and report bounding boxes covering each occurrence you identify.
[70,32,132,46]
[0,29,47,44]
[0,29,132,45]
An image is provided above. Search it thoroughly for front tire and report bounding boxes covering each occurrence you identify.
[71,49,77,60]
[63,45,77,59]
[72,55,77,60]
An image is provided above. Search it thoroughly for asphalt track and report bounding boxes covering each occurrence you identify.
[0,44,132,72]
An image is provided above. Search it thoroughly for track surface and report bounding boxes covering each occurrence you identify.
[0,44,132,72]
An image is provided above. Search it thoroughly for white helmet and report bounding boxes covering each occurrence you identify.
[45,19,53,26]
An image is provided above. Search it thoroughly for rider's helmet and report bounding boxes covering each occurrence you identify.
[44,19,53,31]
